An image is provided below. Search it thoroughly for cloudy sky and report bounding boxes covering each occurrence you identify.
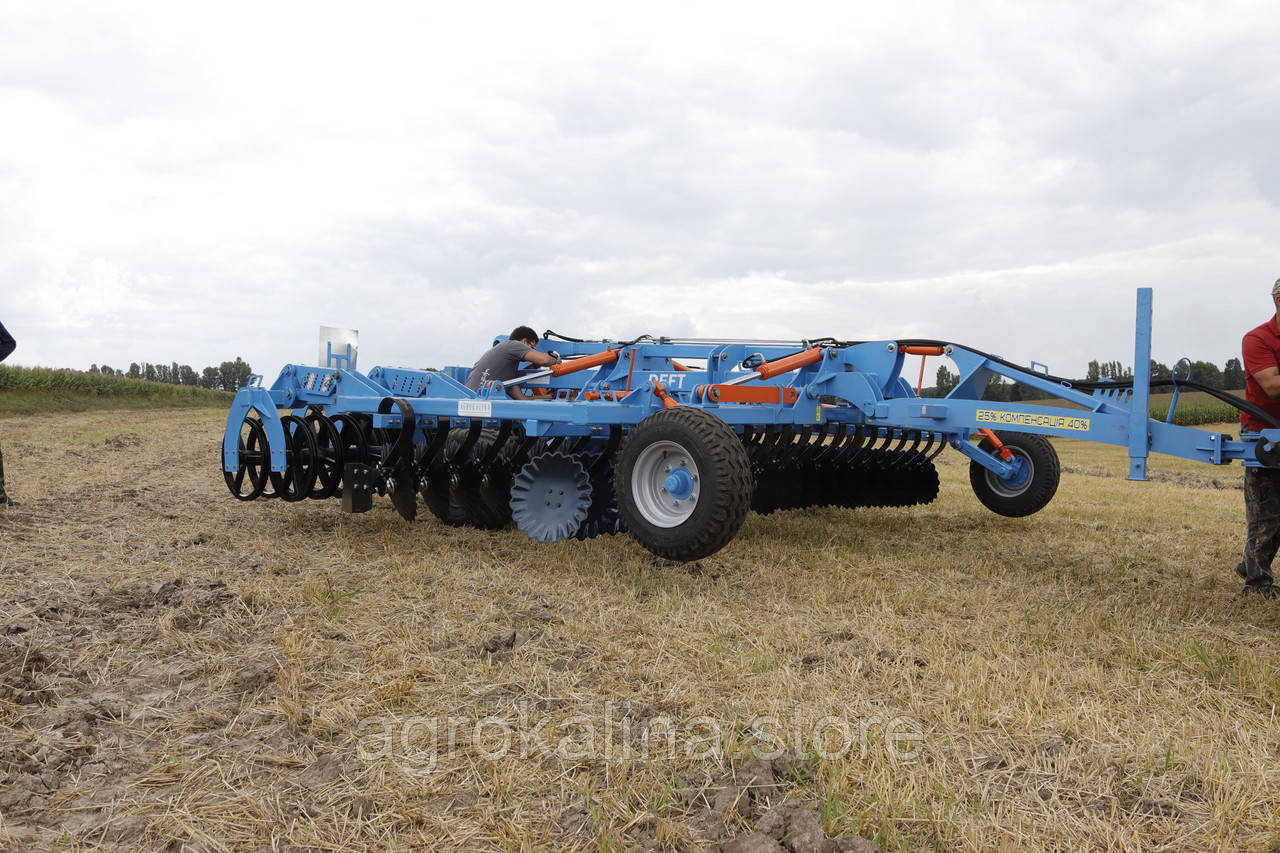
[2,0,1278,382]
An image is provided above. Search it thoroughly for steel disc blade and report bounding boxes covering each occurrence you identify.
[510,451,591,543]
[389,459,418,521]
[575,459,624,540]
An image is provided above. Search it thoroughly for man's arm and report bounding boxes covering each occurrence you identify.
[1244,330,1280,398]
[1254,367,1280,398]
[522,348,559,368]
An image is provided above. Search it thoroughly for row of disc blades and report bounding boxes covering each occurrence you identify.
[228,413,943,538]
[746,424,944,514]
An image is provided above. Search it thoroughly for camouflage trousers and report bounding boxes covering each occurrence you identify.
[1240,466,1280,588]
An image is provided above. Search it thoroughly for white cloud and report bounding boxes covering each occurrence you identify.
[0,0,1277,380]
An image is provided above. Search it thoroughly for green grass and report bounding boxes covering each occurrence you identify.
[1148,401,1240,427]
[0,365,232,414]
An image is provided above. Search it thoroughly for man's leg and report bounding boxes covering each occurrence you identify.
[0,441,14,508]
[1240,466,1280,592]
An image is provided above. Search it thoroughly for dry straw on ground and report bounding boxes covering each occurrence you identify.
[0,408,1278,851]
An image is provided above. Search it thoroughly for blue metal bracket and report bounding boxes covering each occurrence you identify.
[950,437,1023,479]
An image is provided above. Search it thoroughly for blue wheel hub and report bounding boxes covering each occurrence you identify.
[1003,457,1030,489]
[664,467,695,500]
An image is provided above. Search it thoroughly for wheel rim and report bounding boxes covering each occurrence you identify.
[632,440,700,528]
[983,449,1032,497]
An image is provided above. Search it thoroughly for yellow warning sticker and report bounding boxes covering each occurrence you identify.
[975,409,1090,432]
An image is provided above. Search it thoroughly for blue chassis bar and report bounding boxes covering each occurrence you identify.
[223,289,1280,482]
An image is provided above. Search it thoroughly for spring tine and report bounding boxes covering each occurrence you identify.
[477,419,513,469]
[764,426,795,471]
[565,435,593,457]
[428,420,451,454]
[749,426,779,466]
[841,425,878,468]
[910,433,936,467]
[903,429,923,456]
[449,420,484,465]
[888,429,912,455]
[810,423,846,464]
[831,424,867,466]
[376,397,417,466]
[777,425,810,466]
[587,426,623,474]
[794,423,829,466]
[891,430,921,471]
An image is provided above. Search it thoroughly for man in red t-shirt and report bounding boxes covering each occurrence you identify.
[1237,279,1280,598]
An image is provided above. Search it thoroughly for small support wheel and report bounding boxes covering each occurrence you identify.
[615,407,752,561]
[968,430,1060,517]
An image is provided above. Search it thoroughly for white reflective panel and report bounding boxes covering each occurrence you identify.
[319,326,359,370]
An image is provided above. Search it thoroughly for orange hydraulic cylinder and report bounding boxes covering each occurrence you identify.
[756,347,823,380]
[652,381,679,408]
[977,428,1014,461]
[549,348,620,377]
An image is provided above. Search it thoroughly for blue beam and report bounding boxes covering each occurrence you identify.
[1128,288,1153,480]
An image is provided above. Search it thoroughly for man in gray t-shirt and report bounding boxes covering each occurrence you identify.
[464,326,560,399]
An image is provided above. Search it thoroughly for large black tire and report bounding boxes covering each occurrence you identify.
[615,408,753,561]
[968,430,1060,517]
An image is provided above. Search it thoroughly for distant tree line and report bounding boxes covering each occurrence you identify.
[87,357,253,391]
[925,356,1247,399]
[1085,357,1245,389]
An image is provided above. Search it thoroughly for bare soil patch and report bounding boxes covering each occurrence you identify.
[0,408,1278,851]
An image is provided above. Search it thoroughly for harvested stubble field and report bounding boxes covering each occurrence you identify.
[1,406,1279,853]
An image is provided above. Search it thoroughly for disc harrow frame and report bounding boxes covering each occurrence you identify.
[222,289,1280,561]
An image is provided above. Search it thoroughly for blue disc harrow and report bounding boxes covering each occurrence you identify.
[222,289,1280,561]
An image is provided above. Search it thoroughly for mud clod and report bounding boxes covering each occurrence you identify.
[660,753,876,852]
[480,628,530,655]
[296,753,348,789]
[721,832,786,853]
